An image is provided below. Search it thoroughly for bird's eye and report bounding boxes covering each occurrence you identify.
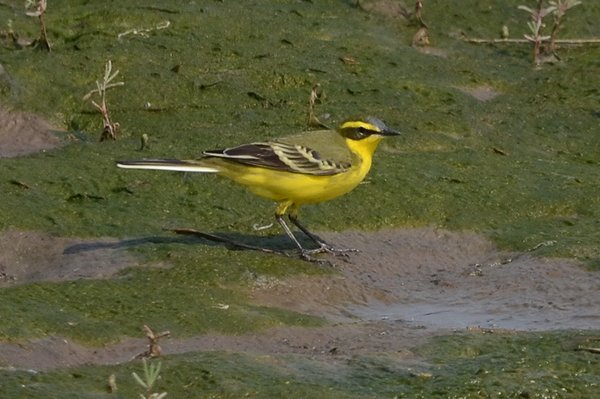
[339,124,374,140]
[353,127,373,139]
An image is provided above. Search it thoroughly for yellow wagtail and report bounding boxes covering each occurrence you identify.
[117,116,399,262]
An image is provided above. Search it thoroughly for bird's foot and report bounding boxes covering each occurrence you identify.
[305,243,359,257]
[299,244,358,266]
[299,250,335,266]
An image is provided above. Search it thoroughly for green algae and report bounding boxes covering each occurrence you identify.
[0,245,323,344]
[413,331,600,398]
[1,0,600,397]
[0,0,599,263]
[1,331,598,398]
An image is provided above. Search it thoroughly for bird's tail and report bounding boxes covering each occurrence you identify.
[116,159,219,173]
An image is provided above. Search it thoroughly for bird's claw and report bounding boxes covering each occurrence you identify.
[300,251,334,266]
[303,243,359,259]
[299,244,358,266]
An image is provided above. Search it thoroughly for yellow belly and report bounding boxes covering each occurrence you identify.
[219,163,367,205]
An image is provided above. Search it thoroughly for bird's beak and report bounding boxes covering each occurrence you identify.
[380,127,400,136]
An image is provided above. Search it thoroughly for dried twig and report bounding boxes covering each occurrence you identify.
[412,1,430,47]
[117,20,171,40]
[519,0,556,66]
[307,84,328,129]
[25,0,51,51]
[414,0,427,28]
[83,60,124,141]
[464,38,600,45]
[575,346,600,354]
[107,374,118,393]
[548,0,583,52]
[134,324,171,359]
[465,1,590,67]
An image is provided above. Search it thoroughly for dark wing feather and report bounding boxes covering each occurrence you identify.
[203,142,350,176]
[203,143,290,170]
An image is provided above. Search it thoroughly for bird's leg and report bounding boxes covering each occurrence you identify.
[287,213,358,256]
[275,215,331,264]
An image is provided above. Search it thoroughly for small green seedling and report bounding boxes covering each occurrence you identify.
[132,358,167,399]
[519,0,582,66]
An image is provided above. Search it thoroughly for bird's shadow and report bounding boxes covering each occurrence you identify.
[63,229,312,257]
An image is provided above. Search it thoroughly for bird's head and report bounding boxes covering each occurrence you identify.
[337,116,400,141]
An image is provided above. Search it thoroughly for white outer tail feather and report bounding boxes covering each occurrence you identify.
[116,162,219,173]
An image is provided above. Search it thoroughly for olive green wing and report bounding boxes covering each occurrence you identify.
[202,129,352,176]
[276,129,353,169]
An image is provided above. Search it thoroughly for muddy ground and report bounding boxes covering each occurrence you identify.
[1,109,599,371]
[1,227,599,371]
[0,108,62,158]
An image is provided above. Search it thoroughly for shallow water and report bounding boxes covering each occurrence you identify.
[350,300,600,331]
